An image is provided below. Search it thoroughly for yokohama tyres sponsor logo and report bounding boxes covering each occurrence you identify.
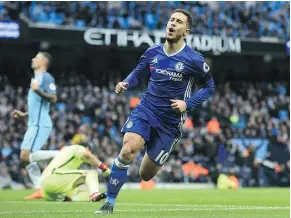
[156,69,183,78]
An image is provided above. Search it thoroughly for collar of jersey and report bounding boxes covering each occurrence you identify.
[162,42,186,57]
[34,72,45,78]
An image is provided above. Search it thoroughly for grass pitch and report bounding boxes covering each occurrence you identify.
[0,188,289,218]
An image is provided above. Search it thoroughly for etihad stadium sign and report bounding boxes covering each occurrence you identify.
[19,25,285,56]
[84,28,241,53]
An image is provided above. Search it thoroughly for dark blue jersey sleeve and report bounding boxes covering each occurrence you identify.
[185,54,215,110]
[123,49,151,89]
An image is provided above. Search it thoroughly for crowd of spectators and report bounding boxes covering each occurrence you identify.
[1,1,289,39]
[0,73,289,189]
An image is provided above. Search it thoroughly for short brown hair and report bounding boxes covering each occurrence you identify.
[172,9,193,30]
[39,51,52,69]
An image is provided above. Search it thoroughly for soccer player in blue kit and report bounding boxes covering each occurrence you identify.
[95,9,215,214]
[12,52,58,199]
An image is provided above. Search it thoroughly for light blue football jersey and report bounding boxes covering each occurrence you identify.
[27,72,56,127]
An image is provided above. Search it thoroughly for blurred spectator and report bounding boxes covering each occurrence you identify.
[1,1,290,39]
[207,116,220,135]
[0,163,12,189]
[1,141,12,160]
[0,72,289,187]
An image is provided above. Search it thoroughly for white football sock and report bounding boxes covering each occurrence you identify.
[26,162,41,189]
[29,150,58,163]
[85,171,100,195]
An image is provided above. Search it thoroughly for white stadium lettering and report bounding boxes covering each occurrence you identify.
[84,29,241,53]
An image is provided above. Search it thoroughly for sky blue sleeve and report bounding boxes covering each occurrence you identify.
[43,73,57,95]
[185,54,215,111]
[123,49,151,89]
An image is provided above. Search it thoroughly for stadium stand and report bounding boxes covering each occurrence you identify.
[0,1,289,191]
[0,73,289,187]
[1,1,290,39]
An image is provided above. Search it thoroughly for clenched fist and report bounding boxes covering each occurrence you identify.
[102,168,111,177]
[115,82,129,94]
[11,109,27,119]
[170,99,187,113]
[30,79,39,91]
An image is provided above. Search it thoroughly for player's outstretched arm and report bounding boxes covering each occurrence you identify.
[79,149,110,177]
[11,109,28,119]
[81,150,103,167]
[118,49,151,93]
[184,75,215,111]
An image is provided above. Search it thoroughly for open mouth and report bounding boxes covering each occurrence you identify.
[169,27,175,34]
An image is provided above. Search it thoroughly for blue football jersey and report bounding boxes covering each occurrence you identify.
[124,43,214,128]
[28,72,56,127]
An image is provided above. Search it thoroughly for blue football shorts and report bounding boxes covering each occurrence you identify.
[21,126,52,152]
[121,105,181,166]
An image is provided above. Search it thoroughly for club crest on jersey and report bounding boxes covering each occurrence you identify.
[126,121,133,128]
[175,62,184,72]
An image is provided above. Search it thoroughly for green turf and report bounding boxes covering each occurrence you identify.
[0,188,289,218]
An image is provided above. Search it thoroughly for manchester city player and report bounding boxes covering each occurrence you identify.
[40,143,110,202]
[96,9,215,214]
[12,52,58,199]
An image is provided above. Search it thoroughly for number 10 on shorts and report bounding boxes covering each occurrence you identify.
[155,149,169,165]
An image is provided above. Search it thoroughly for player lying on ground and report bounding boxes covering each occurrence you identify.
[40,143,111,202]
[12,52,58,200]
[96,8,215,214]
